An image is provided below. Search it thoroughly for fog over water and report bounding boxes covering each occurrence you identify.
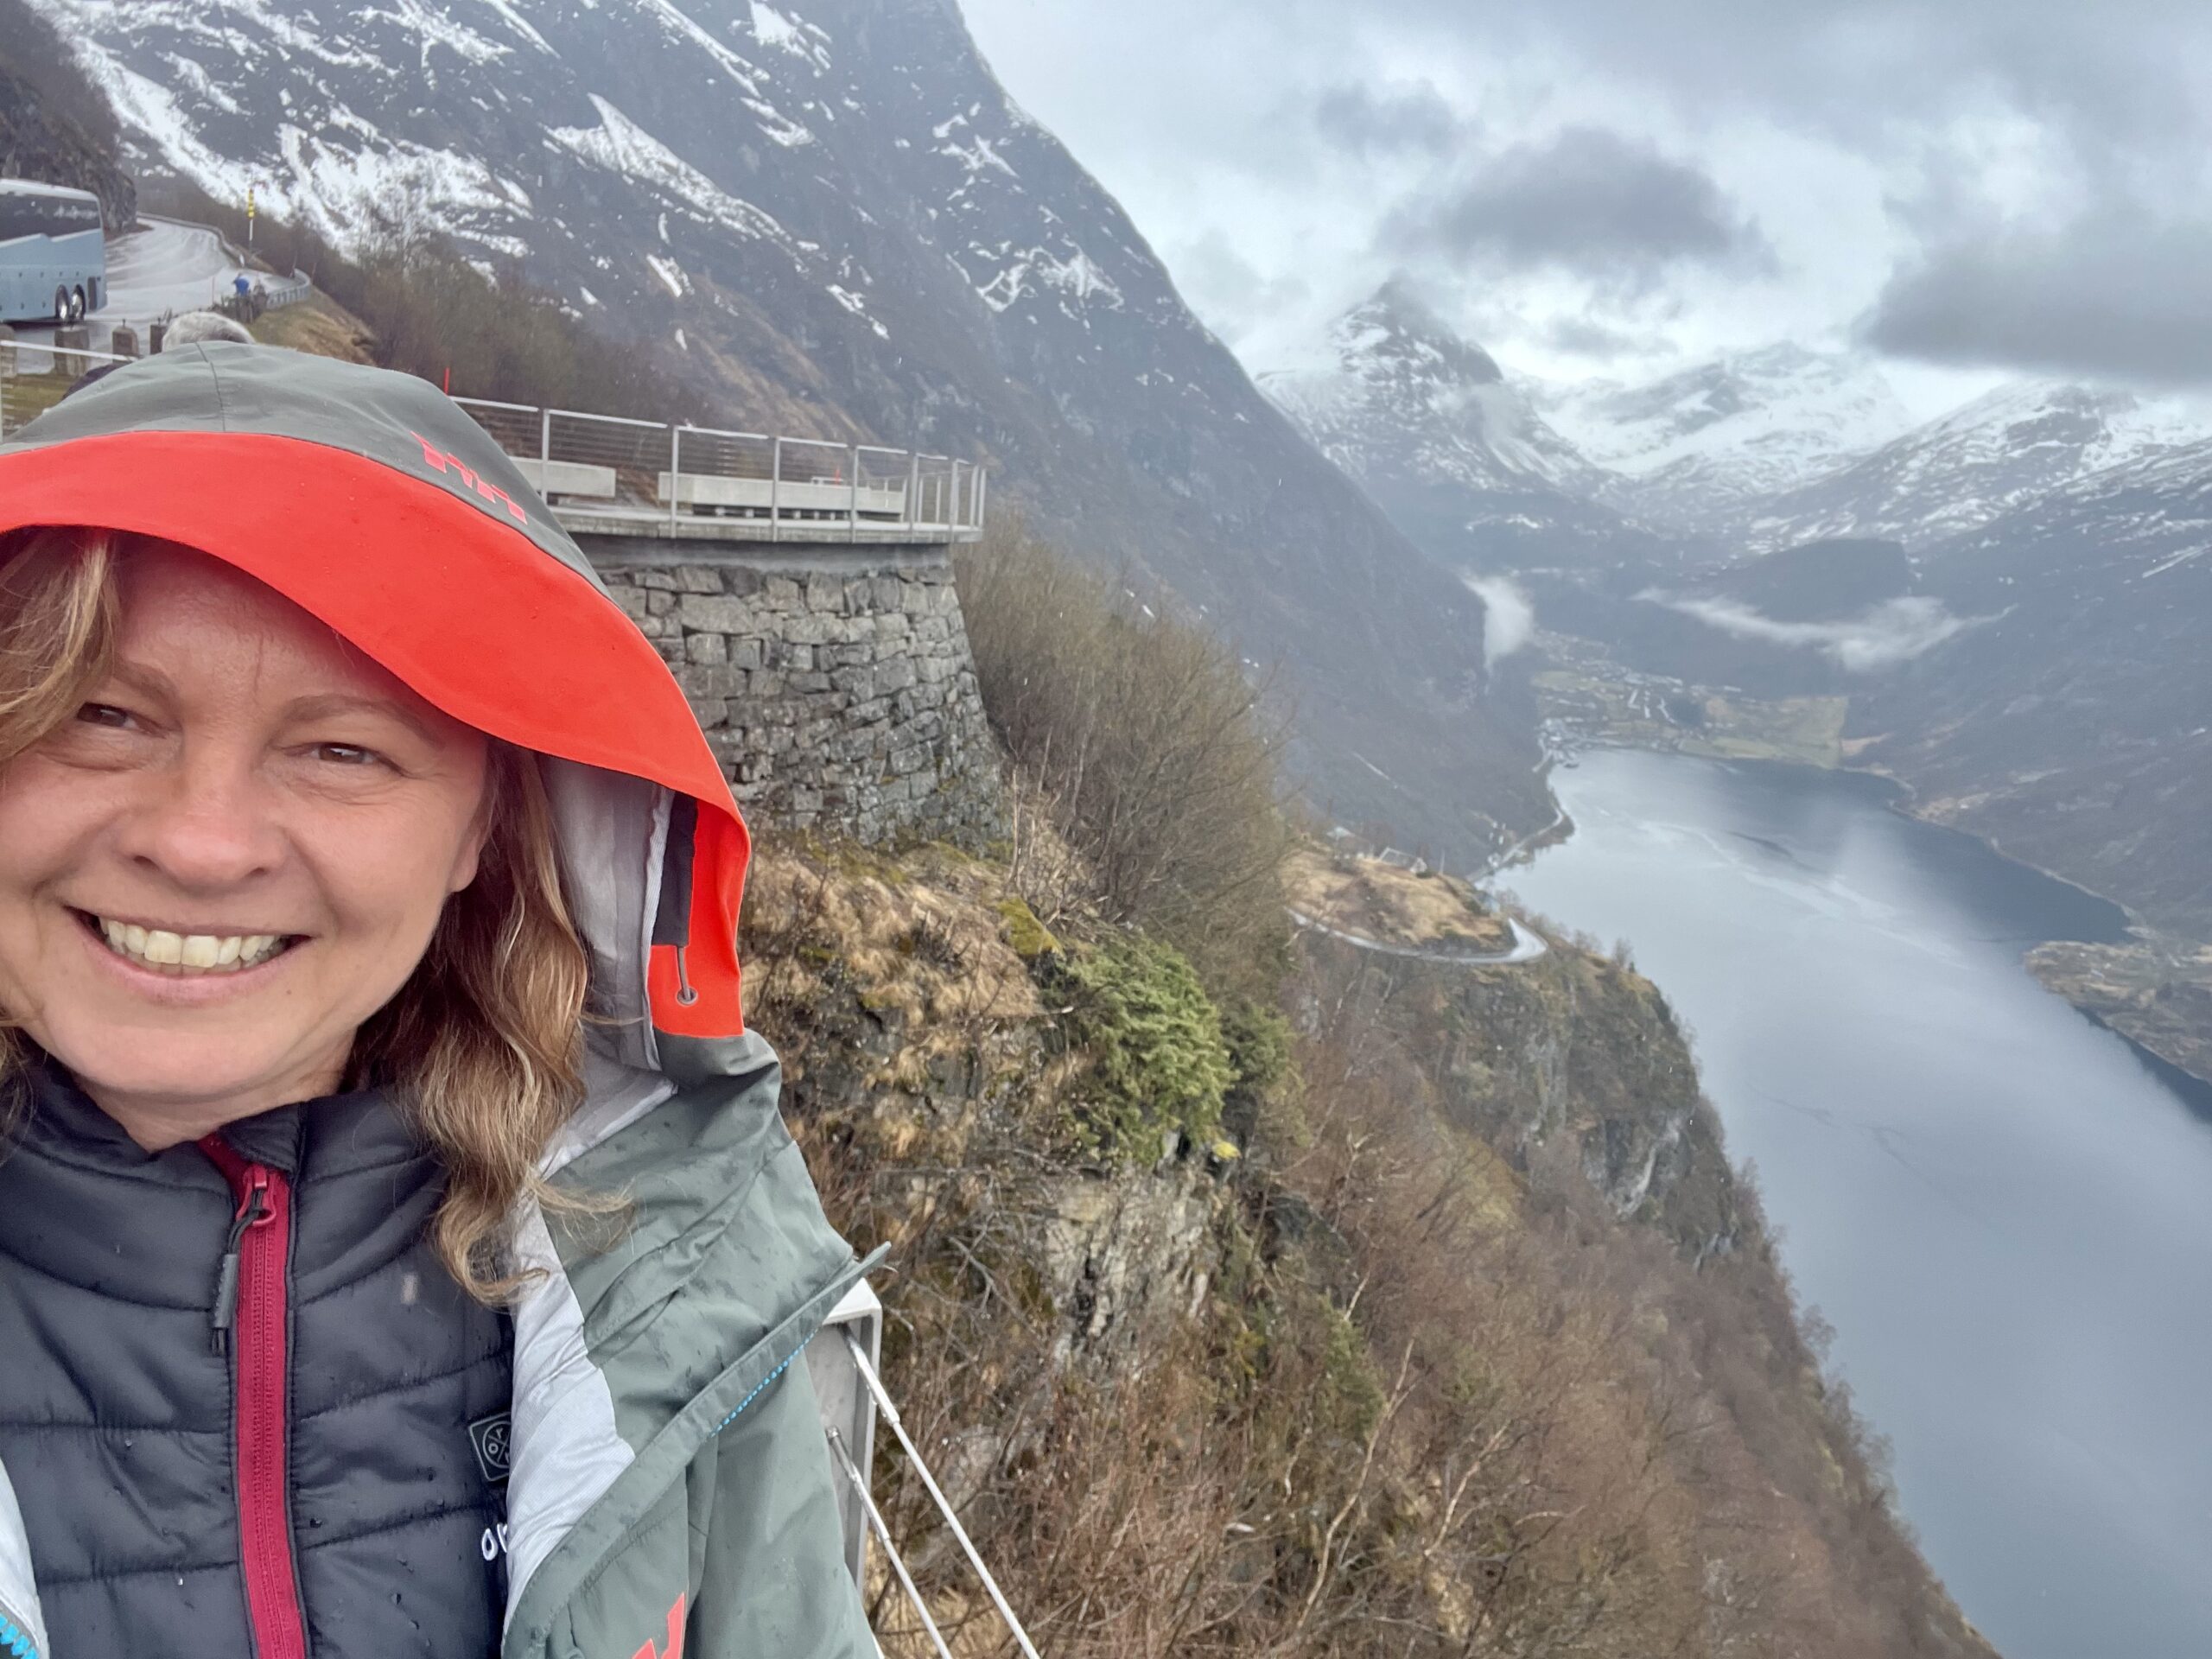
[1508,750,2212,1659]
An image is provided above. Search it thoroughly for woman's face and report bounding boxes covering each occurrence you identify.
[0,543,492,1141]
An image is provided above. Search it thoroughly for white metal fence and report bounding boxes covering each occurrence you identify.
[0,336,132,436]
[454,396,988,543]
[0,346,988,545]
[809,1282,1043,1657]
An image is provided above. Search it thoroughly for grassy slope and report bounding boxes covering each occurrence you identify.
[743,834,1998,1659]
[247,291,375,361]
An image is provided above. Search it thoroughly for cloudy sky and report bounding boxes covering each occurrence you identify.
[959,0,2212,417]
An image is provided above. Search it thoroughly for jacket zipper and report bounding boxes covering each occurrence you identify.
[0,1599,39,1659]
[201,1141,309,1659]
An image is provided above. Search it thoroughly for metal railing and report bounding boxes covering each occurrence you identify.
[807,1283,1042,1656]
[0,337,133,436]
[454,396,988,544]
[1,347,990,547]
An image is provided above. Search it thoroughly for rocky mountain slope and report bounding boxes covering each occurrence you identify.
[1541,344,1914,537]
[747,836,1997,1658]
[1853,437,2212,939]
[0,0,134,228]
[1749,380,2209,551]
[1256,281,1644,572]
[27,0,1548,860]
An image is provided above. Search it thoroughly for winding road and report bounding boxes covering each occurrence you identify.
[91,218,263,327]
[1287,909,1549,965]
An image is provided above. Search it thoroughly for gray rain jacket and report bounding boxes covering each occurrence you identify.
[0,344,878,1659]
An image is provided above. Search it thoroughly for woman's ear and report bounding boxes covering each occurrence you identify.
[449,744,504,896]
[448,821,487,897]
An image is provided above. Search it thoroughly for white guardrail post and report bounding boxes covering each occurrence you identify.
[849,442,861,545]
[669,424,683,534]
[770,436,783,543]
[842,1329,1045,1659]
[804,1281,884,1589]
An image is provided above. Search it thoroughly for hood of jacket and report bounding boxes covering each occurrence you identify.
[0,344,869,1657]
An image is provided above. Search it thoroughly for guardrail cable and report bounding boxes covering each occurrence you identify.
[844,1330,1044,1659]
[828,1427,955,1659]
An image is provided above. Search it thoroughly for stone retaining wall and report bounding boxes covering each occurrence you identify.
[594,549,1003,849]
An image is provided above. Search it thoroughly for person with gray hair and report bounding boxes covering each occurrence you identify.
[163,310,256,348]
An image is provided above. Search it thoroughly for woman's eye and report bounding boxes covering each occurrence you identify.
[75,702,138,730]
[313,742,386,768]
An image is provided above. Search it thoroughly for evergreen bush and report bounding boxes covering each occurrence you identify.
[1048,932,1234,1164]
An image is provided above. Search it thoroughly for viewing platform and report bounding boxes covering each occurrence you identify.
[454,396,987,552]
[0,341,988,552]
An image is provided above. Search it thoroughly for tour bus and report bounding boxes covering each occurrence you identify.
[0,179,105,325]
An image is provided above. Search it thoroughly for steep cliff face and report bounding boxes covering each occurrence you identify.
[743,836,1994,1659]
[1291,924,1746,1257]
[0,0,135,228]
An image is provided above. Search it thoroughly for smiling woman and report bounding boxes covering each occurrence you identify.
[0,344,877,1659]
[0,534,500,1157]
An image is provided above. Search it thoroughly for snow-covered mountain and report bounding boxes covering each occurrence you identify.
[1260,283,1661,572]
[28,0,1554,855]
[1262,280,1605,499]
[1751,381,2212,550]
[1538,345,1913,535]
[1859,434,2212,938]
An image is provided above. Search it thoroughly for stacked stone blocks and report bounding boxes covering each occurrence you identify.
[596,555,1002,849]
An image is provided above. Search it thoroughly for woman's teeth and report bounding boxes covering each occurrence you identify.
[95,918,291,975]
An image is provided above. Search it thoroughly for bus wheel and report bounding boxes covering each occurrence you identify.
[53,288,68,323]
[67,287,86,322]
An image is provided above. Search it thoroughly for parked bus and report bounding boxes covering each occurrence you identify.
[0,180,105,325]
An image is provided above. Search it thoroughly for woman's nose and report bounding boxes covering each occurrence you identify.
[113,746,286,888]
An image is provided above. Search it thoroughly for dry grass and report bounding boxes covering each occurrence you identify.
[248,291,376,362]
[741,837,1043,1095]
[1281,847,1509,950]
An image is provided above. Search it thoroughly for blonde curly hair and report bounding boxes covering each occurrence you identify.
[0,524,595,1302]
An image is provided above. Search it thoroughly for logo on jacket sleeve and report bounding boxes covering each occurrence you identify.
[468,1411,512,1484]
[631,1593,687,1659]
[410,430,531,525]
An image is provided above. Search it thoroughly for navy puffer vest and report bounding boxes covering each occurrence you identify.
[0,1064,512,1658]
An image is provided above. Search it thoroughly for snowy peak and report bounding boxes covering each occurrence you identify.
[1538,344,1913,532]
[1262,282,1604,505]
[1753,378,2212,550]
[1324,276,1505,397]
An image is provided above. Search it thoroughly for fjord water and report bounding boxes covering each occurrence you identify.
[1509,750,2212,1659]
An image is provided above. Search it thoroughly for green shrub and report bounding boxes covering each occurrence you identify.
[1217,996,1294,1146]
[1220,997,1293,1099]
[995,895,1059,958]
[1049,932,1234,1164]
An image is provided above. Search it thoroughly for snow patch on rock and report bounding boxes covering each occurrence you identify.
[550,95,792,246]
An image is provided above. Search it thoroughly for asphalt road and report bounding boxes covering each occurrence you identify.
[91,218,267,329]
[1287,909,1550,965]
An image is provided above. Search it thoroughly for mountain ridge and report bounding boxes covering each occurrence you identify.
[34,0,1554,861]
[1750,379,2212,551]
[1258,281,1664,575]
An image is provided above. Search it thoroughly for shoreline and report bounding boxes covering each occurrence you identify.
[1530,735,2212,1093]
